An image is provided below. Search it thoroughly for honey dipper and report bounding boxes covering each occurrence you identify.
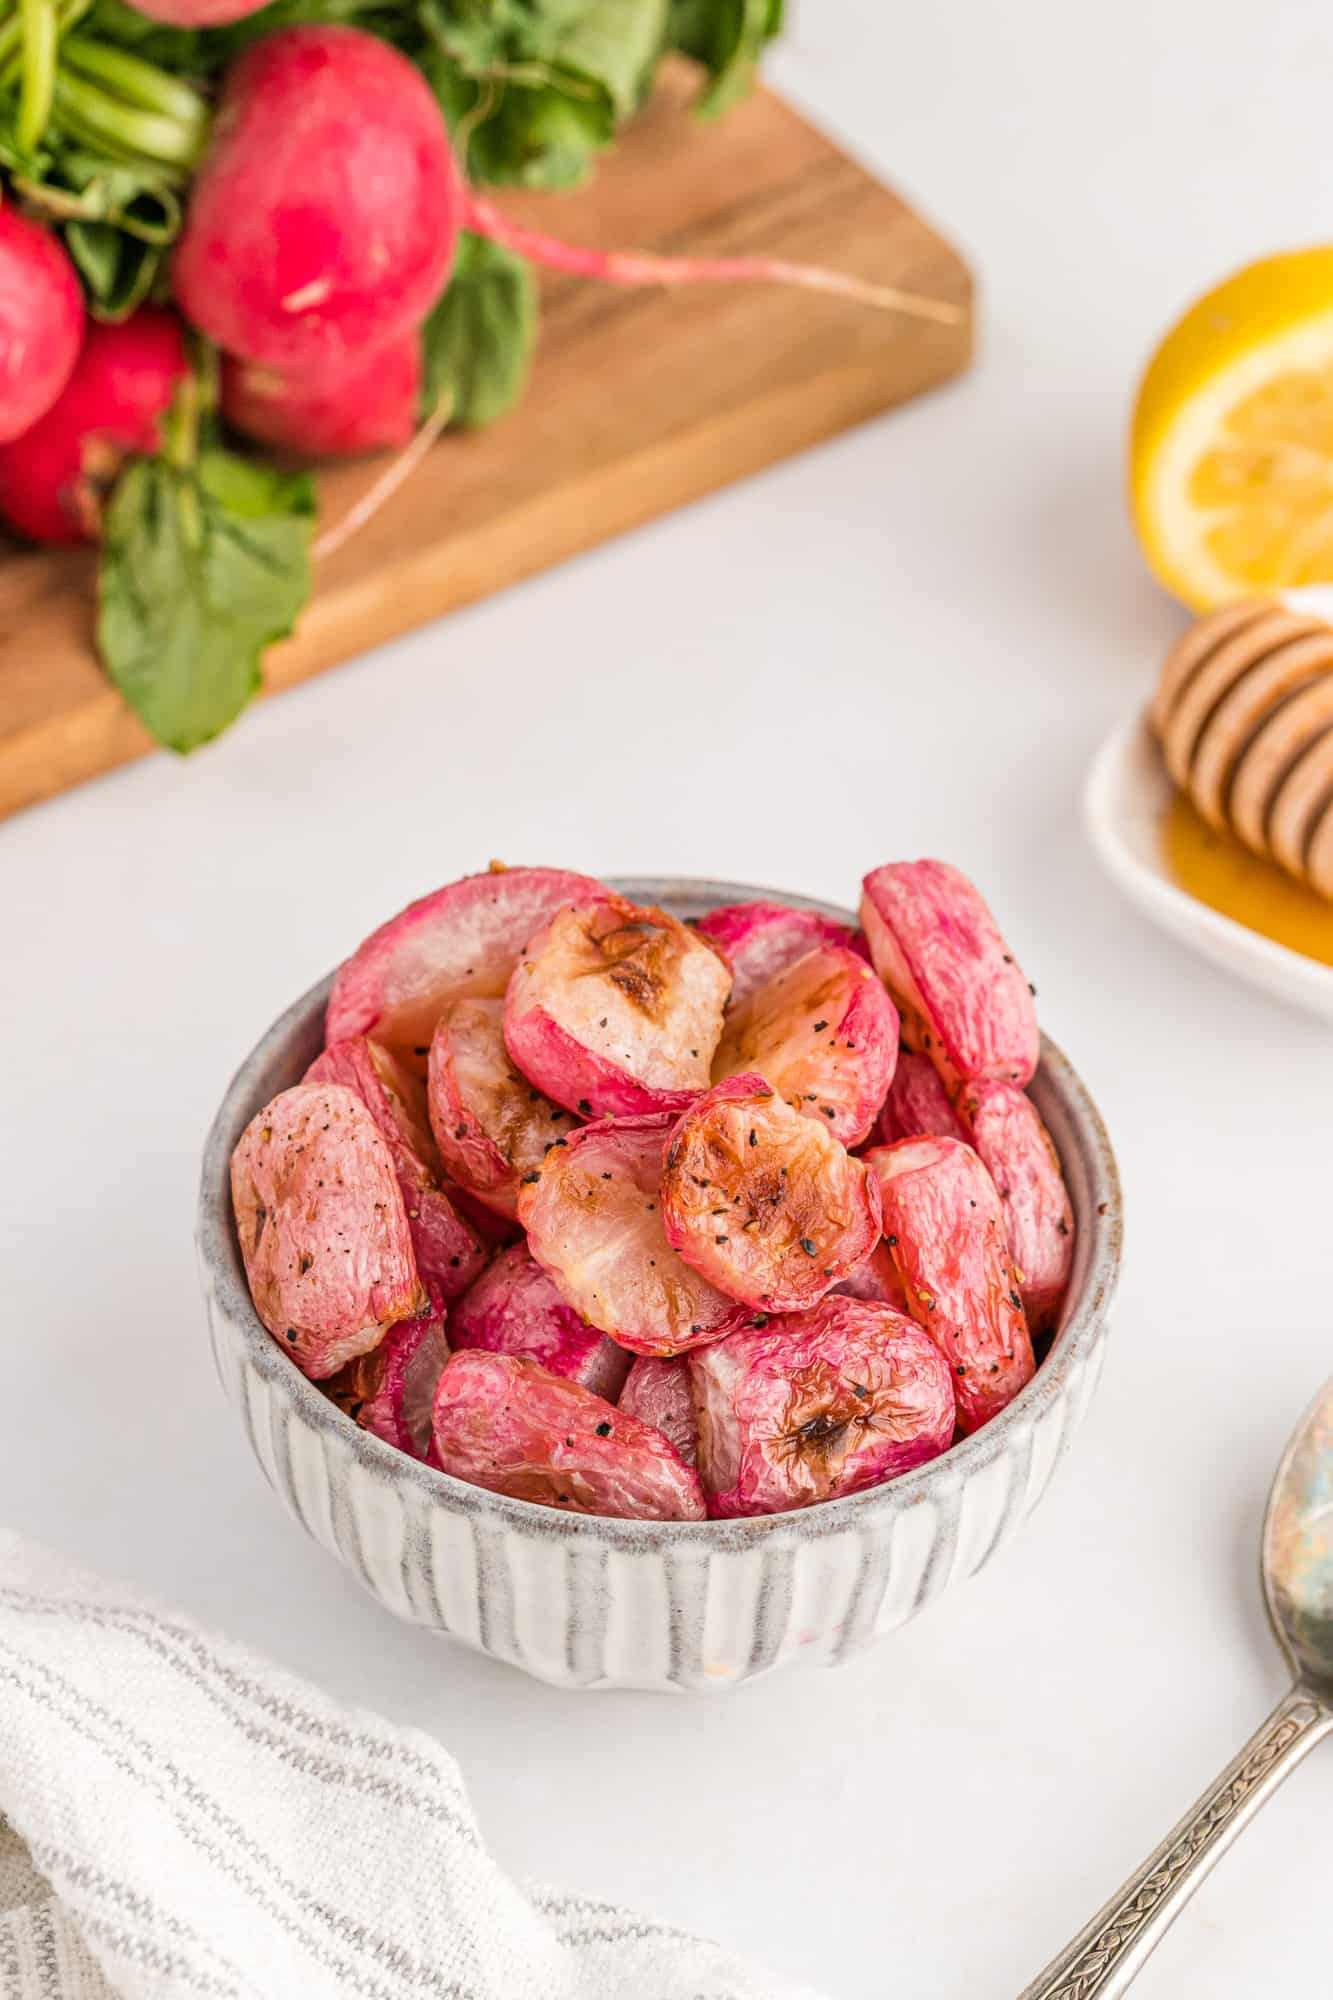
[1150,600,1333,901]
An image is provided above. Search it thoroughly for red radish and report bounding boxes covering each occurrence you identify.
[865,1135,1034,1435]
[618,1355,698,1467]
[328,864,607,1073]
[325,1284,450,1460]
[174,28,461,374]
[873,1049,968,1148]
[449,1242,631,1402]
[0,211,85,446]
[431,1349,706,1521]
[222,331,420,457]
[0,308,187,546]
[695,900,864,1009]
[712,943,899,1149]
[690,1298,955,1518]
[175,26,954,383]
[123,0,272,22]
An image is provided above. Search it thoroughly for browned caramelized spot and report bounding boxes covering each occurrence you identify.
[503,1467,598,1510]
[669,1099,844,1261]
[770,1364,885,1491]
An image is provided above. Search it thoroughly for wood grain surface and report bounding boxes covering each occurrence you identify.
[0,62,973,820]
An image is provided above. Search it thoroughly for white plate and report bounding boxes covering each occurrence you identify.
[1083,708,1333,1023]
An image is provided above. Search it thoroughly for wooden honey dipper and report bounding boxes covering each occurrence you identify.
[1151,600,1333,901]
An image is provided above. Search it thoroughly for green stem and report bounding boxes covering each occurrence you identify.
[51,67,206,167]
[17,0,56,150]
[60,36,208,129]
[0,0,86,90]
[164,369,199,474]
[193,336,219,429]
[47,90,186,179]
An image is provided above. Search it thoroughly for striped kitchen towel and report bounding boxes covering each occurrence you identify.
[0,1533,824,2000]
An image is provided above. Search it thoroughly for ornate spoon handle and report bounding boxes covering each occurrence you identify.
[1019,1684,1333,2000]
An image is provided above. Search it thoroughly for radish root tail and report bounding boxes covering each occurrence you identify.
[462,190,963,326]
[313,392,453,563]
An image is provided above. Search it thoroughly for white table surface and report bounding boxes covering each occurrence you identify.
[4,1,1333,1993]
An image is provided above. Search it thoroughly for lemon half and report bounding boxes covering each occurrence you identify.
[1131,248,1333,609]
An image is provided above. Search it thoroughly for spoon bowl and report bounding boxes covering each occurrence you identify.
[1264,1375,1333,1698]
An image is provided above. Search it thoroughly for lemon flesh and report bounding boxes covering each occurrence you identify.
[1131,249,1333,609]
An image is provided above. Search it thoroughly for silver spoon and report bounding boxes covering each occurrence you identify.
[1021,1377,1333,1999]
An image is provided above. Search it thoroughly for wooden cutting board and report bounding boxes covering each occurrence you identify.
[0,62,973,821]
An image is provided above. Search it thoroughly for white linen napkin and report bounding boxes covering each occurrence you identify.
[0,1532,824,2000]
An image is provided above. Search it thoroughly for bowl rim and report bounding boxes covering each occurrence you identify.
[197,875,1123,1552]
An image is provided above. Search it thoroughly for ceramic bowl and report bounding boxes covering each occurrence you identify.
[196,877,1122,1692]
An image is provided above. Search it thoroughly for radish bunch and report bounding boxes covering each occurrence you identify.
[232,857,1076,1523]
[0,1,954,755]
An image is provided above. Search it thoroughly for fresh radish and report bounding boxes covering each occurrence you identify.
[173,28,461,374]
[121,0,272,24]
[0,209,85,445]
[0,307,187,545]
[175,25,954,382]
[222,332,420,457]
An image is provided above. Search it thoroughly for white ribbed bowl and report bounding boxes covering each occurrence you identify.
[197,878,1122,1692]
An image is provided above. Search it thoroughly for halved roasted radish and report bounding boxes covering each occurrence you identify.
[230,1082,423,1380]
[865,1135,1034,1433]
[873,1048,968,1147]
[859,860,1038,1089]
[517,1113,749,1356]
[326,864,605,1069]
[450,1241,630,1400]
[304,1036,486,1300]
[504,894,730,1116]
[618,1354,698,1466]
[659,1073,882,1312]
[695,900,863,1008]
[713,944,898,1146]
[430,1350,706,1520]
[957,1080,1074,1334]
[427,997,574,1220]
[325,1285,449,1458]
[690,1296,955,1518]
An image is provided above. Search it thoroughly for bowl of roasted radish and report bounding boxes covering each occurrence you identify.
[198,862,1121,1691]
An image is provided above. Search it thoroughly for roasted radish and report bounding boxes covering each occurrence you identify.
[713,943,898,1147]
[659,1073,882,1312]
[690,1296,954,1518]
[326,864,604,1068]
[504,893,730,1117]
[618,1355,698,1467]
[427,997,573,1220]
[865,1135,1034,1433]
[832,1240,910,1312]
[958,1081,1074,1334]
[518,1113,748,1356]
[304,1036,485,1300]
[695,900,863,1008]
[430,1350,706,1520]
[450,1242,629,1401]
[230,1082,423,1379]
[873,1048,968,1147]
[326,1286,449,1459]
[860,861,1038,1089]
